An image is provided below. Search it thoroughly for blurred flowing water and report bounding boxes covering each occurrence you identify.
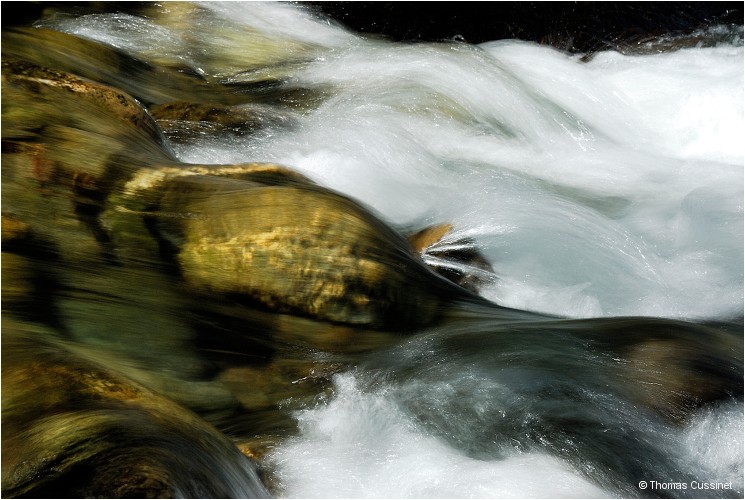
[12,2,745,498]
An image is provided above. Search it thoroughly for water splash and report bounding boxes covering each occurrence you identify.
[265,373,613,499]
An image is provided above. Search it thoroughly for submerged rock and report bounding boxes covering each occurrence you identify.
[1,322,270,499]
[149,101,280,138]
[1,54,176,266]
[2,57,171,151]
[1,26,237,107]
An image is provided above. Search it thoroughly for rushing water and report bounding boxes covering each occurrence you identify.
[5,2,744,498]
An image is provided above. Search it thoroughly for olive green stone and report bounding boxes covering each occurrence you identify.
[158,179,443,328]
[1,323,267,499]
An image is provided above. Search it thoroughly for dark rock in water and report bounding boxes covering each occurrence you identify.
[361,314,743,496]
[567,317,745,425]
[150,101,265,137]
[149,100,295,143]
[1,322,270,499]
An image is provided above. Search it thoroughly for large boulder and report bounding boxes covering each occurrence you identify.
[119,164,472,330]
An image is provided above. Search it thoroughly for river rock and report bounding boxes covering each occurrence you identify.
[149,100,297,143]
[564,317,745,424]
[1,54,178,265]
[408,223,497,294]
[2,27,221,107]
[133,171,456,329]
[1,322,269,499]
[3,30,481,334]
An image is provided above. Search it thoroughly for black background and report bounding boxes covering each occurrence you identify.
[2,1,743,53]
[306,2,744,51]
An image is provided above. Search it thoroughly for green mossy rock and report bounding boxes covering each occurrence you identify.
[1,323,269,499]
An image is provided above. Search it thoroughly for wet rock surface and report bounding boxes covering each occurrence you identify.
[1,323,269,499]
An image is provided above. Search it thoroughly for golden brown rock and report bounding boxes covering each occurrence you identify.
[147,176,456,328]
[407,222,454,253]
[2,27,212,106]
[1,322,269,498]
[2,32,475,333]
[407,222,496,294]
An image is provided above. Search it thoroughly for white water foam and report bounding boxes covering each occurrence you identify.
[265,373,612,499]
[680,401,745,491]
[265,371,744,499]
